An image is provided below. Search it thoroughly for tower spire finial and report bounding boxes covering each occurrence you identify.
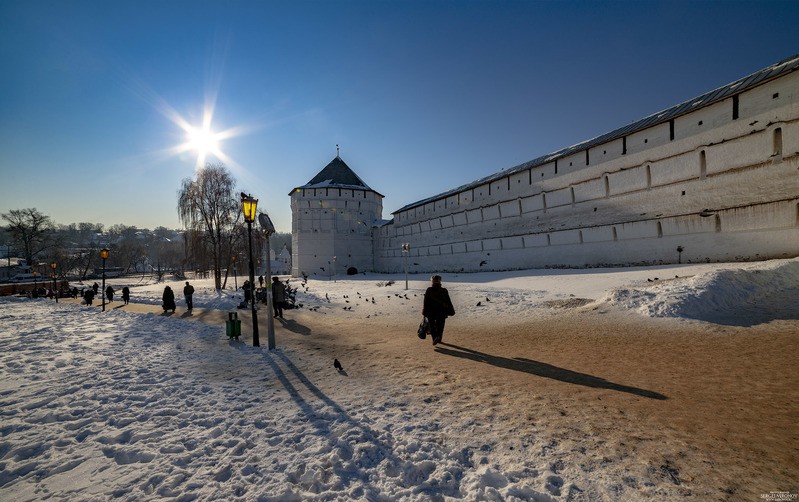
[336,144,340,157]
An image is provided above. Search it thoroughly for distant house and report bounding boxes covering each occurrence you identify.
[1,258,31,282]
[275,244,291,275]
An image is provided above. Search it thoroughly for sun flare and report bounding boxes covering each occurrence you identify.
[170,106,240,170]
[187,125,220,156]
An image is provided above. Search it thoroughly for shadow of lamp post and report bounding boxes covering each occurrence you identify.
[259,212,276,350]
[241,193,260,347]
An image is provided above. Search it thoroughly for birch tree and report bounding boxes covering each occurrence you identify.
[177,163,241,291]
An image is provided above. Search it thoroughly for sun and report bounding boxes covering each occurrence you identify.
[186,124,221,165]
[170,106,241,170]
[148,84,249,171]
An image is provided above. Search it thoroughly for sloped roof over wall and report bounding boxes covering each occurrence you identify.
[393,53,799,215]
[291,156,383,196]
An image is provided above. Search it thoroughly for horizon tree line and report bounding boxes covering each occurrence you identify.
[2,164,289,287]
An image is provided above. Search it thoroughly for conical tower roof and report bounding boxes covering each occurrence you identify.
[291,156,381,196]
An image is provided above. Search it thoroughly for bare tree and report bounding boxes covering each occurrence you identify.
[2,208,54,266]
[177,163,241,290]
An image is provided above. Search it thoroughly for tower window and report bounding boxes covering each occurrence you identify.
[773,127,783,157]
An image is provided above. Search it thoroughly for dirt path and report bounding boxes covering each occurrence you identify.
[59,297,799,499]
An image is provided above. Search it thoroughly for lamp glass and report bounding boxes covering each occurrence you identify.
[100,249,110,260]
[242,197,258,223]
[50,262,56,270]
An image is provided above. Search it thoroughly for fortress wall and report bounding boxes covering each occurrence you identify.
[373,68,799,273]
[375,197,798,273]
[388,70,799,230]
[573,177,606,203]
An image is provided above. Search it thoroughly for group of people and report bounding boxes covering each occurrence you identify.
[80,283,130,306]
[162,281,194,313]
[67,272,456,347]
[240,276,287,319]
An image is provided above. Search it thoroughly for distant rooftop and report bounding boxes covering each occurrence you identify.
[393,53,799,215]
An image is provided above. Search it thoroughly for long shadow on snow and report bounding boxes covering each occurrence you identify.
[277,317,312,336]
[436,343,667,400]
[235,348,463,496]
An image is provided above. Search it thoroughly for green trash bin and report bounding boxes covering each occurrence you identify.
[226,312,241,339]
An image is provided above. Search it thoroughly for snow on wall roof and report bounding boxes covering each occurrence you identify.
[392,53,799,215]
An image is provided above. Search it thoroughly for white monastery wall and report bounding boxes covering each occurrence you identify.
[373,67,799,273]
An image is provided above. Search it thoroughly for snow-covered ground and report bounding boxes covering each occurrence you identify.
[76,259,799,325]
[1,258,797,501]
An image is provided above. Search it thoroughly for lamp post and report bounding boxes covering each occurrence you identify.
[50,262,58,303]
[401,243,410,290]
[332,256,336,283]
[33,271,38,293]
[259,212,276,350]
[241,193,260,347]
[100,248,109,312]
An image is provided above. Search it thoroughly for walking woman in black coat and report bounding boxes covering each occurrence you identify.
[162,286,176,313]
[422,275,455,346]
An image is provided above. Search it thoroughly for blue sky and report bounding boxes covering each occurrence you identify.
[1,0,797,233]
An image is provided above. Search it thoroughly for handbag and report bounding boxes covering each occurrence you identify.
[417,317,430,339]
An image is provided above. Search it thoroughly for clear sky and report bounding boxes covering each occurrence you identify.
[1,0,797,233]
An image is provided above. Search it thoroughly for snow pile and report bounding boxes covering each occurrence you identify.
[605,258,799,325]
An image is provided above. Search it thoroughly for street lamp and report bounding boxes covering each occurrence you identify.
[401,243,410,290]
[259,212,276,350]
[50,262,58,303]
[241,193,260,347]
[100,248,109,312]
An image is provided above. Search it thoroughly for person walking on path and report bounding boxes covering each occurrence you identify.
[83,288,95,306]
[243,280,252,305]
[183,281,195,311]
[92,282,99,296]
[422,275,455,346]
[271,276,285,318]
[105,285,114,303]
[121,286,130,305]
[162,286,176,313]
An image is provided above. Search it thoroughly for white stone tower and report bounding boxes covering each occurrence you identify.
[290,154,383,278]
